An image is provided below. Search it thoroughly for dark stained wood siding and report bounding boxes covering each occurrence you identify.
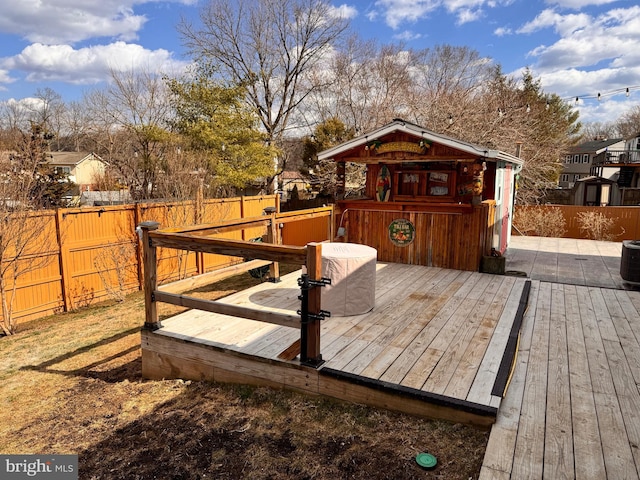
[341,201,496,271]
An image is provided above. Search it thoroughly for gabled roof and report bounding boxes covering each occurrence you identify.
[570,138,624,155]
[47,152,105,166]
[317,118,524,167]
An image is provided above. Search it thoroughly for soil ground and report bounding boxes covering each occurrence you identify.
[0,269,488,479]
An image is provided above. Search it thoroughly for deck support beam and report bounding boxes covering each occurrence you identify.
[139,221,161,331]
[299,243,328,368]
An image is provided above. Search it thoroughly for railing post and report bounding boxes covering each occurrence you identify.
[266,210,280,282]
[138,221,161,330]
[298,243,328,368]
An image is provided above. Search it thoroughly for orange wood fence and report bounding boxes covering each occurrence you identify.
[2,196,279,327]
[514,205,640,241]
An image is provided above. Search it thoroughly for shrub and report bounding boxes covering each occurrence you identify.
[513,206,567,238]
[576,211,624,241]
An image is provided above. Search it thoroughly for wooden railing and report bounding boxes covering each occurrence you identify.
[138,207,335,368]
[593,150,640,165]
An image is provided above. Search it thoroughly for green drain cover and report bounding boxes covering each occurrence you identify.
[415,452,437,469]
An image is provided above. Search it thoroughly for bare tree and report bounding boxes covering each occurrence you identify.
[616,105,640,139]
[180,0,351,189]
[0,124,60,334]
[83,69,173,199]
[580,121,619,141]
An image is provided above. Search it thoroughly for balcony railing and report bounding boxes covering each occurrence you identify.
[593,150,640,165]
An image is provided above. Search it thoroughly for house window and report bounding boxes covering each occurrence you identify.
[573,155,580,163]
[560,174,570,182]
[573,174,580,182]
[582,154,589,163]
[565,155,572,163]
[55,166,71,175]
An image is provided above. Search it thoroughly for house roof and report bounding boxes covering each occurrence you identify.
[570,138,624,155]
[47,152,104,166]
[317,118,524,167]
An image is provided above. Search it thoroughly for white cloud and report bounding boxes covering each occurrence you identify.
[494,26,513,36]
[455,8,484,24]
[522,6,640,71]
[1,42,190,85]
[0,0,194,44]
[393,30,424,41]
[544,0,619,9]
[372,0,511,29]
[329,4,358,20]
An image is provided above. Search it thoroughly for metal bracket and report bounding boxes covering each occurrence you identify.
[296,309,331,322]
[297,274,331,290]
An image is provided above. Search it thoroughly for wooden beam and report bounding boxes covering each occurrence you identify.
[158,259,273,294]
[302,242,323,366]
[139,221,161,330]
[161,217,270,236]
[149,232,308,265]
[153,290,300,329]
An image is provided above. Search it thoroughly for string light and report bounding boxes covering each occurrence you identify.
[564,85,640,104]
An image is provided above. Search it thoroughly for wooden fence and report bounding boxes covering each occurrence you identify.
[514,205,640,240]
[2,196,281,327]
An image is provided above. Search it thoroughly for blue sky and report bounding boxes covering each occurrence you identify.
[0,0,639,125]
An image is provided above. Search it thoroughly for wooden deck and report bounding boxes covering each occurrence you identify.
[505,236,624,289]
[481,238,640,479]
[142,262,529,427]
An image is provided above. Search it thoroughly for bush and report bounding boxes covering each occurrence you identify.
[576,211,624,241]
[513,206,567,238]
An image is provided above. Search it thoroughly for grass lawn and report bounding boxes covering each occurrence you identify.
[0,270,489,479]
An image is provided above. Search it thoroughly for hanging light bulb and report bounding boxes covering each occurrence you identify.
[545,101,550,110]
[498,108,504,117]
[448,114,453,125]
[626,87,630,97]
[575,96,579,105]
[526,104,531,113]
[597,92,601,102]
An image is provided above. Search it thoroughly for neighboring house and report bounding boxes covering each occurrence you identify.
[47,152,107,193]
[558,138,624,189]
[280,171,309,200]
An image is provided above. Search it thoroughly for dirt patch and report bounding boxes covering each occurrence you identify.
[0,269,488,479]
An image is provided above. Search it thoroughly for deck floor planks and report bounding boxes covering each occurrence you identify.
[377,271,478,384]
[409,273,496,393]
[443,274,509,399]
[577,285,638,480]
[564,284,606,480]
[543,282,574,479]
[479,279,539,480]
[510,281,551,479]
[466,276,523,406]
[331,269,471,378]
[324,267,456,372]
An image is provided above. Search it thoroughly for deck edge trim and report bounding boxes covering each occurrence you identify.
[320,367,498,418]
[490,279,531,397]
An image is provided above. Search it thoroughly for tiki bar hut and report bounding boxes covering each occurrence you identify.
[318,119,524,272]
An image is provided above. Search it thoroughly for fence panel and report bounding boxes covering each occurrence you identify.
[1,211,63,324]
[515,205,640,240]
[1,195,278,330]
[60,206,140,309]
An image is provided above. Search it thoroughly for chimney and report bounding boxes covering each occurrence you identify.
[515,142,523,158]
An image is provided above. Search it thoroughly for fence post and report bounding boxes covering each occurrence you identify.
[139,221,161,330]
[54,208,72,312]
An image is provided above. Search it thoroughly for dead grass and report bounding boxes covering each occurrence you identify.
[0,268,489,479]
